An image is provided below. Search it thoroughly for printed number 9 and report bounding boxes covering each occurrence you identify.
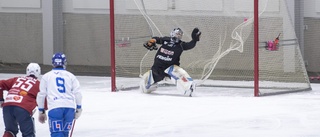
[56,77,66,93]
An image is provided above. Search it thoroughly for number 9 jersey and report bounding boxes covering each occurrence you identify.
[36,67,82,111]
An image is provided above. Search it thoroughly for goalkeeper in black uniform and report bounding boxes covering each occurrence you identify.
[140,27,201,96]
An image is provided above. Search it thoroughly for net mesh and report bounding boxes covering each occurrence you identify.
[114,0,311,95]
[0,0,314,95]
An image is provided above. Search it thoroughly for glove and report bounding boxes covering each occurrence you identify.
[75,108,82,119]
[143,39,158,51]
[38,110,47,124]
[191,27,201,41]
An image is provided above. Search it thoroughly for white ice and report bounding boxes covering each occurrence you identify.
[1,73,320,137]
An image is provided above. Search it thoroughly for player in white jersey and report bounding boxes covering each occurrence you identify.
[36,52,82,137]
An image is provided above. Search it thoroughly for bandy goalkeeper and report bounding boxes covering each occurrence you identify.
[140,27,201,96]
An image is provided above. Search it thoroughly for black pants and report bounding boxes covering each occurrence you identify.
[151,65,170,83]
[2,106,35,137]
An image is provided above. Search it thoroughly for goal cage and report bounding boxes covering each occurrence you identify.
[110,0,311,96]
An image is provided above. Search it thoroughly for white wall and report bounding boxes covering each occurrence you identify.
[0,0,318,18]
[0,0,41,13]
[286,0,294,22]
[304,0,320,17]
[63,0,109,14]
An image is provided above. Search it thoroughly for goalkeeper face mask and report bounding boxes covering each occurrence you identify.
[170,28,183,40]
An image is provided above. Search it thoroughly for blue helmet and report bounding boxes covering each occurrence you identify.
[52,52,67,67]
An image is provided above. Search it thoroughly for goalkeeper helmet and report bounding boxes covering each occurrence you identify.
[26,63,41,78]
[170,28,183,40]
[52,52,67,68]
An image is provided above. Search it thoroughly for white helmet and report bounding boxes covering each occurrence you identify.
[26,63,41,78]
[170,28,183,40]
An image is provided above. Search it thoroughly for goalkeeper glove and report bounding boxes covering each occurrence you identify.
[143,39,158,51]
[191,28,201,41]
[38,109,47,124]
[75,108,82,119]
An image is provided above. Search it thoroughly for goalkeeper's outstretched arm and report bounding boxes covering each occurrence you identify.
[143,39,157,51]
[143,36,172,51]
[181,27,201,50]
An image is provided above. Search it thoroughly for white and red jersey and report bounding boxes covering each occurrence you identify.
[37,68,82,111]
[0,76,40,115]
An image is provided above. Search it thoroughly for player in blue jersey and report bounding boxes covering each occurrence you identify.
[36,52,82,137]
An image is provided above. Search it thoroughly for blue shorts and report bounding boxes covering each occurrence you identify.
[48,108,75,137]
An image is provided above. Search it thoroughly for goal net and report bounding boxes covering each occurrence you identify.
[112,0,311,96]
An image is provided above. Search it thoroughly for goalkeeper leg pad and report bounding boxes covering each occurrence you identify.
[140,70,157,93]
[164,65,194,96]
[184,82,196,97]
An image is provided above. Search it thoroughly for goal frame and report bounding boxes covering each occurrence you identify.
[109,0,311,97]
[254,0,259,96]
[109,0,260,95]
[110,0,116,92]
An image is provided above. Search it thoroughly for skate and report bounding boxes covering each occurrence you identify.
[184,83,195,97]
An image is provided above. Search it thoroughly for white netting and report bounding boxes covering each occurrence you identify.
[114,0,311,95]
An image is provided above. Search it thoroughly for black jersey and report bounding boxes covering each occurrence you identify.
[152,36,197,68]
[150,36,197,83]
